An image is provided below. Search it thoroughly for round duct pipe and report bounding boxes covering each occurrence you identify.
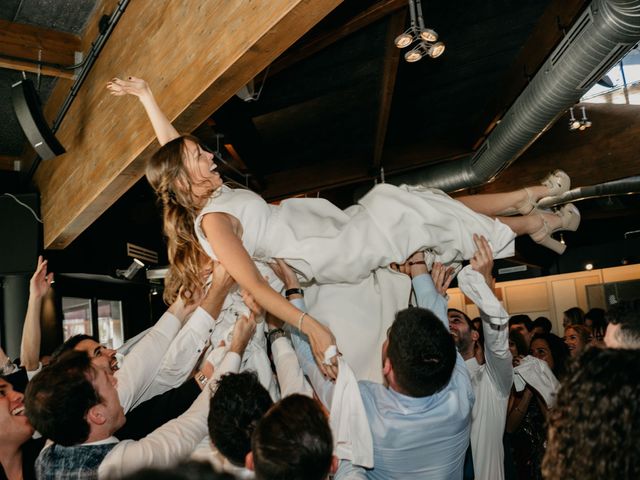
[384,0,640,194]
[538,175,640,208]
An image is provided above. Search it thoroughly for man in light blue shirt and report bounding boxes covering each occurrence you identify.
[286,253,474,479]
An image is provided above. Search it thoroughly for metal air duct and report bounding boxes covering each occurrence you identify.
[389,0,640,192]
[538,175,640,208]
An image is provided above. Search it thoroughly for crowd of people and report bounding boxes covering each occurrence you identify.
[1,77,638,480]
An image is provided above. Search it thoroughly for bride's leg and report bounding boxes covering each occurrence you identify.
[495,213,551,236]
[457,186,550,217]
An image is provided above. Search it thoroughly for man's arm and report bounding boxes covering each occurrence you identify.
[132,263,236,407]
[458,235,513,396]
[98,316,255,480]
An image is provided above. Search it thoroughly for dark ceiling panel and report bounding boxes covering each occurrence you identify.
[12,0,97,34]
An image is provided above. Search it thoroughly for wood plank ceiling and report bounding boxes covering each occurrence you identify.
[1,0,639,273]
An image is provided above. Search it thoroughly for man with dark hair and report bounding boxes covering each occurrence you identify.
[282,251,473,479]
[25,314,256,480]
[447,235,513,480]
[605,299,640,349]
[247,395,335,480]
[509,315,534,349]
[532,317,552,335]
[208,372,273,468]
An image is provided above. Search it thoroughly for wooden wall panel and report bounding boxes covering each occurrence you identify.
[504,282,549,313]
[35,0,342,249]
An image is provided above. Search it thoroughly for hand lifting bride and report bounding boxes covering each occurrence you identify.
[107,77,580,379]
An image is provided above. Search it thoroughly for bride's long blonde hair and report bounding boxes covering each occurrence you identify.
[146,135,215,305]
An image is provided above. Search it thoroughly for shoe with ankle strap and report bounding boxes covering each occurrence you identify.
[529,203,580,254]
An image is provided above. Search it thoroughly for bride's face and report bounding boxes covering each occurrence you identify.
[181,139,223,201]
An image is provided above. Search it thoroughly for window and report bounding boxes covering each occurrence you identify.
[61,297,93,340]
[97,300,124,349]
[61,297,124,349]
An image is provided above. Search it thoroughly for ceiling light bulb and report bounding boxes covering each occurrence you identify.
[579,123,586,131]
[405,49,423,62]
[570,120,581,130]
[585,263,593,271]
[420,28,438,42]
[395,32,414,48]
[428,42,445,58]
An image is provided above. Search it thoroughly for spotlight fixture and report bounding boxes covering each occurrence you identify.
[585,263,594,271]
[568,106,592,132]
[559,233,566,246]
[579,106,592,130]
[394,0,444,63]
[117,258,145,280]
[568,107,581,131]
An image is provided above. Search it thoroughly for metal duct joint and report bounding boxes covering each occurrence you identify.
[389,0,640,193]
[538,175,640,208]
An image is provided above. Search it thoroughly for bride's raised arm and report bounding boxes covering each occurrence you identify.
[107,77,180,146]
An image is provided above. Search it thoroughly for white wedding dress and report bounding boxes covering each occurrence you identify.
[194,183,515,382]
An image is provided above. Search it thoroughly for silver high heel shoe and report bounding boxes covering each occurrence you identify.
[529,203,580,254]
[498,170,571,216]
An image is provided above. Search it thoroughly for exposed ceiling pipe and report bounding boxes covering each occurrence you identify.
[385,0,640,193]
[538,175,640,208]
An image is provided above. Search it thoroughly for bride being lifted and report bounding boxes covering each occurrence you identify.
[108,77,579,378]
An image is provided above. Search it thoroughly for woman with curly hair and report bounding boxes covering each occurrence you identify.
[543,348,640,479]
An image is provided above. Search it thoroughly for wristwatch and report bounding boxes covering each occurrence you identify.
[285,288,304,298]
[267,328,287,344]
[195,371,208,388]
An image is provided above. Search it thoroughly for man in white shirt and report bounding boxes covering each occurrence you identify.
[448,234,513,480]
[24,314,256,480]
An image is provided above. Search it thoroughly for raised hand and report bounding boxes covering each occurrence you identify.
[430,262,455,296]
[241,289,265,323]
[229,313,257,356]
[106,76,151,98]
[30,256,53,300]
[470,234,494,287]
[268,258,300,289]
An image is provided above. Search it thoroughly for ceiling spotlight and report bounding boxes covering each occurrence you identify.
[405,48,423,63]
[420,28,438,42]
[150,287,159,296]
[117,258,145,280]
[585,263,594,271]
[428,42,446,58]
[395,31,414,48]
[568,107,581,130]
[395,0,443,62]
[560,233,566,246]
[579,106,592,130]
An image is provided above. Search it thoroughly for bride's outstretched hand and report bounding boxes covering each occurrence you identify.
[303,318,339,380]
[107,76,151,98]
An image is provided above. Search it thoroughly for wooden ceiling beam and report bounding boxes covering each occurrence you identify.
[0,19,81,79]
[35,0,343,249]
[268,0,407,77]
[470,0,588,149]
[371,9,406,172]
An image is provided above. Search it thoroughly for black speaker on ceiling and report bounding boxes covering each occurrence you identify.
[11,78,65,161]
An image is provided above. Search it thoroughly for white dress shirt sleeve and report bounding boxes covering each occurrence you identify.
[457,266,513,396]
[116,311,182,413]
[99,352,241,480]
[132,307,217,407]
